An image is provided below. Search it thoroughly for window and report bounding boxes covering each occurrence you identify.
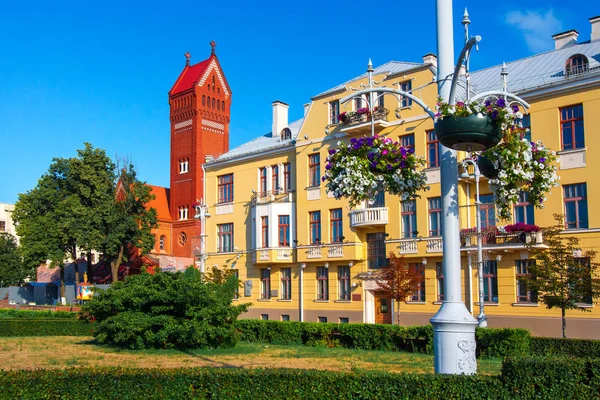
[339,317,349,324]
[377,92,384,109]
[281,315,290,321]
[410,264,425,302]
[212,98,215,108]
[281,128,292,140]
[482,260,498,303]
[159,235,165,251]
[428,197,442,237]
[281,268,291,300]
[572,257,593,304]
[318,316,328,323]
[368,183,385,208]
[400,134,414,149]
[354,96,363,110]
[179,159,189,174]
[479,194,496,229]
[259,167,268,196]
[309,211,321,244]
[566,54,589,76]
[218,174,234,203]
[560,105,584,150]
[283,163,291,192]
[521,114,532,142]
[564,183,588,229]
[233,270,239,299]
[399,80,413,108]
[515,260,536,303]
[330,100,340,125]
[436,262,444,301]
[261,314,269,321]
[401,200,417,238]
[202,95,206,106]
[278,215,290,247]
[178,232,187,246]
[178,206,189,220]
[367,232,386,269]
[0,221,5,232]
[207,96,211,107]
[317,267,329,300]
[308,153,320,187]
[217,100,220,111]
[261,216,269,248]
[338,266,350,300]
[260,268,271,299]
[217,223,233,252]
[514,191,534,225]
[330,209,343,243]
[427,130,440,168]
[272,165,279,192]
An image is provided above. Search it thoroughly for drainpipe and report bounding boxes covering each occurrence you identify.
[299,263,305,321]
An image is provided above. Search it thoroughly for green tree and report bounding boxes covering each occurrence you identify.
[81,267,250,349]
[0,233,32,286]
[524,214,600,338]
[377,253,425,325]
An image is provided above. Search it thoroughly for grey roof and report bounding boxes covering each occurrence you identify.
[467,39,600,95]
[213,118,304,162]
[313,61,428,99]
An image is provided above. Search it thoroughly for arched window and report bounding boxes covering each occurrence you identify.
[159,235,166,251]
[281,128,292,140]
[207,84,211,91]
[207,96,211,107]
[217,100,220,111]
[202,95,206,106]
[566,54,589,76]
[217,87,220,94]
[212,98,215,108]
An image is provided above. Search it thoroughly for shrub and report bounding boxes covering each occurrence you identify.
[530,336,600,358]
[0,319,91,336]
[476,327,531,358]
[0,308,77,319]
[80,268,250,349]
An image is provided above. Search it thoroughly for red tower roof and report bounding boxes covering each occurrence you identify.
[169,57,212,96]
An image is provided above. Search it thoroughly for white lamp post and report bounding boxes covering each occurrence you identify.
[193,202,211,274]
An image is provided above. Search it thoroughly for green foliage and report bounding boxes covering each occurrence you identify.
[476,328,531,358]
[0,308,77,319]
[530,337,600,358]
[0,319,91,336]
[502,356,600,399]
[0,233,32,286]
[81,268,250,349]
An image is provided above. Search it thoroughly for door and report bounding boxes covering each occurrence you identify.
[374,292,392,324]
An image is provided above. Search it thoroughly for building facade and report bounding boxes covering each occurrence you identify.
[202,18,600,338]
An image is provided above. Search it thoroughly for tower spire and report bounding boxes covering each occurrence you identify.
[184,51,191,66]
[210,40,217,55]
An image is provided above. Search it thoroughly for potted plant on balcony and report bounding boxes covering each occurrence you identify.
[323,135,429,208]
[498,223,542,244]
[480,128,558,220]
[434,98,521,151]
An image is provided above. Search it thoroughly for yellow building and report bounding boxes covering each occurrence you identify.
[203,19,600,338]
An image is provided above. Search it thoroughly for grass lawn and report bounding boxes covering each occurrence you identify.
[0,336,502,375]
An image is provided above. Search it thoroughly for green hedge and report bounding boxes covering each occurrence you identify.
[0,308,77,319]
[531,336,600,358]
[0,367,507,400]
[237,320,529,358]
[502,356,600,399]
[0,319,92,337]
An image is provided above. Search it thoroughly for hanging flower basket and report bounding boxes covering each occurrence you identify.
[323,135,429,208]
[480,128,559,220]
[434,98,521,151]
[477,155,499,179]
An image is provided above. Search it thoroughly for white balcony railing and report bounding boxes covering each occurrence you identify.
[277,249,292,260]
[425,237,443,253]
[259,250,270,261]
[327,245,344,258]
[306,246,322,259]
[398,239,419,254]
[349,207,388,228]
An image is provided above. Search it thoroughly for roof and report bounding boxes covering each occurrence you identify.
[147,185,172,222]
[467,39,600,95]
[169,57,212,96]
[212,118,304,163]
[313,60,429,99]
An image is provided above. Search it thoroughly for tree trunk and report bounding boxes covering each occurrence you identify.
[397,300,401,326]
[562,307,567,339]
[110,245,125,283]
[86,251,94,283]
[59,267,65,300]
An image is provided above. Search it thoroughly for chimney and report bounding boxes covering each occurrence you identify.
[272,100,289,137]
[422,53,437,68]
[303,103,310,117]
[591,16,600,41]
[552,29,579,49]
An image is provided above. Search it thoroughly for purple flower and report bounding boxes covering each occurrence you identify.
[328,149,336,155]
[325,163,332,170]
[408,147,414,155]
[387,164,393,170]
[400,160,406,168]
[512,104,519,112]
[485,100,491,107]
[539,157,546,163]
[321,176,326,182]
[400,148,407,158]
[491,110,499,120]
[382,149,388,156]
[496,98,506,108]
[367,153,374,160]
[371,161,378,169]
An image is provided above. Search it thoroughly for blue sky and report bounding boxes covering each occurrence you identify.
[0,0,597,204]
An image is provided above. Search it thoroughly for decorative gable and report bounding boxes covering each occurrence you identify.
[198,59,230,98]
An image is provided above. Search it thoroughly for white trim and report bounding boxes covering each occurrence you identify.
[198,60,230,97]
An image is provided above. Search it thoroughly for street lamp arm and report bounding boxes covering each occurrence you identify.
[340,88,436,120]
[448,35,481,105]
[470,91,531,109]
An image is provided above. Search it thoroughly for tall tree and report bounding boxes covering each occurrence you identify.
[0,233,32,286]
[377,253,424,325]
[523,214,600,338]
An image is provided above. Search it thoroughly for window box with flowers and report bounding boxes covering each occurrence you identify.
[338,107,389,125]
[323,135,429,208]
[498,223,542,244]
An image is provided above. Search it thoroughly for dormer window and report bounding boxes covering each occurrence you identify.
[566,54,589,76]
[281,128,292,140]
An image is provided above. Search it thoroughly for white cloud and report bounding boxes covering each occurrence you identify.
[505,10,563,53]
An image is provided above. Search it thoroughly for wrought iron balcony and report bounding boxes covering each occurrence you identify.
[349,207,388,228]
[339,107,390,135]
[460,229,545,250]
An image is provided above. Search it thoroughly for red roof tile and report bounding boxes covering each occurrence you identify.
[169,57,212,95]
[147,185,172,222]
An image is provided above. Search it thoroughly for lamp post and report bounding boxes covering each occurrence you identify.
[460,159,487,328]
[193,202,211,274]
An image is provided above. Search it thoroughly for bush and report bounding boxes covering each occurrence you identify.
[530,337,600,358]
[476,327,531,358]
[0,308,77,319]
[0,319,92,336]
[81,268,250,349]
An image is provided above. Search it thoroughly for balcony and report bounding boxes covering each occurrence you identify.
[298,242,364,262]
[252,247,294,264]
[460,230,546,251]
[339,107,390,135]
[349,207,388,228]
[251,190,294,206]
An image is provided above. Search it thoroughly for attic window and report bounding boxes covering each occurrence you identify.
[281,128,292,140]
[566,54,589,76]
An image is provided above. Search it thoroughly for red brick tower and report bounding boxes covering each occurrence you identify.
[167,42,231,257]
